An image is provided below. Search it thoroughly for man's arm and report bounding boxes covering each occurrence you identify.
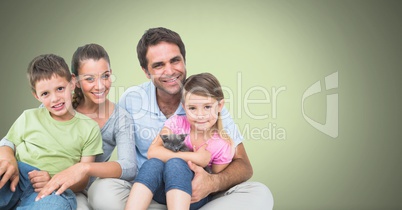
[212,143,253,190]
[188,143,253,202]
[0,145,19,191]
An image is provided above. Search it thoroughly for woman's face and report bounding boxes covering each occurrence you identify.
[77,58,112,105]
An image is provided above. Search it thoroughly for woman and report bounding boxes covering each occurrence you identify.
[35,44,137,210]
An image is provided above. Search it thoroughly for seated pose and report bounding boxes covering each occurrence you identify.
[120,27,273,210]
[34,43,137,210]
[0,54,103,210]
[125,73,234,210]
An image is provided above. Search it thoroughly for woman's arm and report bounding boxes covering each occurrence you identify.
[110,108,137,181]
[35,155,96,201]
[147,127,211,167]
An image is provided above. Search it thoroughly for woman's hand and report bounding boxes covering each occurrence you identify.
[35,162,89,201]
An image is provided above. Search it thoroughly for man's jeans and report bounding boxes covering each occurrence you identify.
[0,161,76,210]
[135,158,211,210]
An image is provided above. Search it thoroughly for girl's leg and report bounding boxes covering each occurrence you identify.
[125,158,164,210]
[163,158,193,210]
[125,183,153,210]
[190,195,212,210]
[166,189,191,210]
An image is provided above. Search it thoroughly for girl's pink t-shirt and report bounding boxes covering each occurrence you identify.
[164,115,234,166]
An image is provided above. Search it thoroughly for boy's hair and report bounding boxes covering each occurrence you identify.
[27,54,71,93]
[182,73,232,144]
[137,27,186,71]
[71,43,110,109]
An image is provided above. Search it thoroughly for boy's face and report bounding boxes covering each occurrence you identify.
[33,74,75,121]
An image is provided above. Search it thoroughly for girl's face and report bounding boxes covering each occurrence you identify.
[76,58,111,105]
[183,92,224,132]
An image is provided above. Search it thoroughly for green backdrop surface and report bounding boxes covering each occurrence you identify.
[1,1,401,209]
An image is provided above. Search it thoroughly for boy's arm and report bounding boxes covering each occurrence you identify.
[0,145,19,191]
[188,143,253,203]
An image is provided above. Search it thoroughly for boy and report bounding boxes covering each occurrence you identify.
[0,54,103,209]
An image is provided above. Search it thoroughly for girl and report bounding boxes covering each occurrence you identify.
[125,72,234,210]
[34,44,137,210]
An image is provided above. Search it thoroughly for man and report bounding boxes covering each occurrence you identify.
[92,27,274,209]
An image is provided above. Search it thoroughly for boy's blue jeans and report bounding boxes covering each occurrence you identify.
[135,158,211,210]
[0,161,77,210]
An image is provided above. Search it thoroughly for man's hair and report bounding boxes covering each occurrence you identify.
[137,27,186,71]
[27,54,71,93]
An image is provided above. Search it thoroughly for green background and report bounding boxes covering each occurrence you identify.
[1,0,401,209]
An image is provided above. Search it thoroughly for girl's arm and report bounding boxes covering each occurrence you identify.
[147,127,211,167]
[211,163,230,174]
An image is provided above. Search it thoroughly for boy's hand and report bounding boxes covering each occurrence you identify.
[0,159,19,191]
[28,170,51,192]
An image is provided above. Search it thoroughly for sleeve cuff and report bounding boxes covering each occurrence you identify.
[0,138,15,151]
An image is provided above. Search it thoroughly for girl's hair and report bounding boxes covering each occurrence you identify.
[27,54,71,93]
[182,73,232,144]
[71,43,110,109]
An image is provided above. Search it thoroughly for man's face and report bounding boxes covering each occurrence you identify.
[144,41,186,96]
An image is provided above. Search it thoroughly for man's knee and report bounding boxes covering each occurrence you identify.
[240,182,274,208]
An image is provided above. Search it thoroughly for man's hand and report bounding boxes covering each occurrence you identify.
[188,160,216,203]
[0,156,19,191]
[28,170,51,192]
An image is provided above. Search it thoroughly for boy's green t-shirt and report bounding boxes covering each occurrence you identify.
[5,108,103,176]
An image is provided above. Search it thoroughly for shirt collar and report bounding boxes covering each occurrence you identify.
[148,81,186,116]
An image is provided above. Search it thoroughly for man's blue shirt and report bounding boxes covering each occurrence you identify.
[119,81,243,170]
